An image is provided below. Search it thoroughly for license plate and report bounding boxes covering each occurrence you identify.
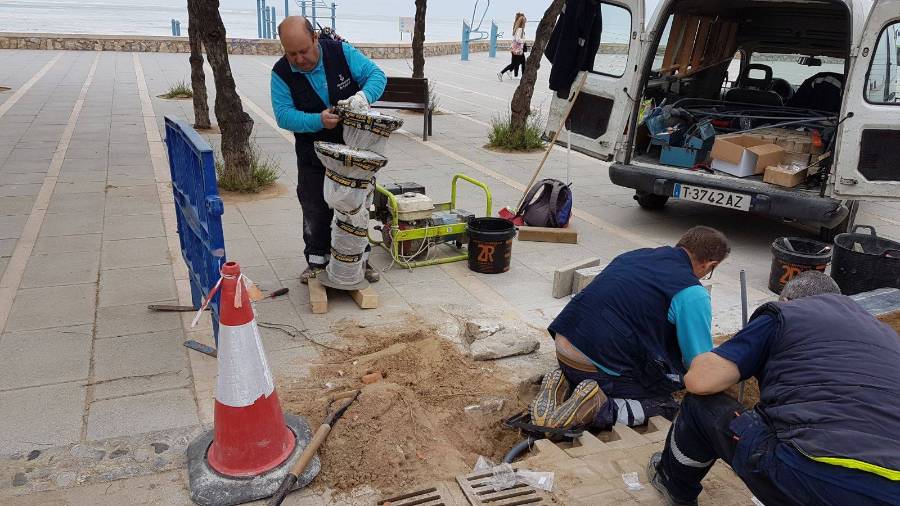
[673,184,751,211]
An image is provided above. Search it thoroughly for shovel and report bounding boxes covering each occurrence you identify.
[267,390,361,505]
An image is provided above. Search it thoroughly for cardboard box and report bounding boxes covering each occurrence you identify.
[710,135,786,177]
[764,164,808,188]
[783,151,811,168]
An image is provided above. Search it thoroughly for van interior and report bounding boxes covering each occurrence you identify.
[630,0,851,192]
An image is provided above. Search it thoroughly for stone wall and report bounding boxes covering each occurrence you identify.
[0,32,513,59]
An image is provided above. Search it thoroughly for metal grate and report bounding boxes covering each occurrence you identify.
[378,485,448,506]
[456,471,545,505]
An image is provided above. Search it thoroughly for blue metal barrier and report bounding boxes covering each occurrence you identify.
[489,21,498,58]
[164,117,226,343]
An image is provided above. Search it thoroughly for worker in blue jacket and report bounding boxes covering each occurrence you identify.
[532,226,729,429]
[271,16,386,283]
[648,271,900,506]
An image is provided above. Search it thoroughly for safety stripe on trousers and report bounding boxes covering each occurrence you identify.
[216,319,275,407]
[613,398,646,426]
[668,424,715,468]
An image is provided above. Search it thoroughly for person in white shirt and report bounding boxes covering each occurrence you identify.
[498,13,527,80]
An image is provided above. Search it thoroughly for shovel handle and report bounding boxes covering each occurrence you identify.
[268,423,332,506]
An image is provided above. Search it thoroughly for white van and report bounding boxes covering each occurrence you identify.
[546,0,900,237]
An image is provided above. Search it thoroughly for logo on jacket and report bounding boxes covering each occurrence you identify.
[336,73,352,91]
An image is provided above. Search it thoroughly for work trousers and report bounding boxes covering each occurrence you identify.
[558,361,679,429]
[657,393,891,505]
[296,157,333,267]
[501,54,526,77]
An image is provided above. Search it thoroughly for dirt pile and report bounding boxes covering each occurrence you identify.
[880,310,900,334]
[278,318,529,496]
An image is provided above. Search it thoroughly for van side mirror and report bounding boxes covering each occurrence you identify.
[797,56,823,66]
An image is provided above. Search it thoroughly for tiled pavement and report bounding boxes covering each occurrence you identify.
[0,48,896,504]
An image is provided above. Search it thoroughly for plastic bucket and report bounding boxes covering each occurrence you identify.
[769,237,833,294]
[467,217,516,274]
[832,225,900,295]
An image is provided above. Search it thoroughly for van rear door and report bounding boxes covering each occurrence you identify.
[543,0,645,160]
[829,1,900,200]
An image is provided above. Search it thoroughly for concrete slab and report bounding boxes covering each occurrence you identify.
[101,236,169,270]
[0,382,86,456]
[95,300,181,339]
[46,191,106,215]
[98,264,176,307]
[5,283,97,332]
[92,330,190,400]
[102,213,165,240]
[53,181,108,194]
[0,196,36,216]
[0,215,28,239]
[32,233,102,255]
[0,325,92,390]
[86,388,198,441]
[20,251,100,288]
[39,212,103,236]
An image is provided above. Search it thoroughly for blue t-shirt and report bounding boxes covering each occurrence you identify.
[714,315,900,504]
[270,41,387,133]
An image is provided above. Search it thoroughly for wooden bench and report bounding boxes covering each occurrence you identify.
[372,76,433,141]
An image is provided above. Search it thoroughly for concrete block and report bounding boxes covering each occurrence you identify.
[525,438,573,467]
[92,330,191,400]
[563,429,610,458]
[552,256,602,298]
[0,382,86,455]
[99,264,176,307]
[642,416,672,443]
[101,236,170,270]
[96,300,181,338]
[573,264,606,294]
[21,251,100,288]
[102,213,165,240]
[0,326,92,390]
[605,424,652,451]
[6,284,97,331]
[86,388,199,440]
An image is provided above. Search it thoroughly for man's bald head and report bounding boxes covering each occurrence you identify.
[278,16,319,71]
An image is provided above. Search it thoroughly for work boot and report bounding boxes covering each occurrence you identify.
[530,369,569,426]
[364,262,380,283]
[544,379,605,429]
[648,452,699,506]
[300,264,325,284]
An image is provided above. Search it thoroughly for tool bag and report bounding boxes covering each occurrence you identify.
[518,178,573,227]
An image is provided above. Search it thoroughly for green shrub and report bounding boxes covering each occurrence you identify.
[215,143,280,193]
[159,80,193,99]
[487,112,545,151]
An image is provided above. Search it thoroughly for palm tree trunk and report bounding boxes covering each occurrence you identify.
[187,0,211,130]
[510,0,565,132]
[195,0,253,183]
[412,0,427,78]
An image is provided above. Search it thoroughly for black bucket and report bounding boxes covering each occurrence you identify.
[467,217,516,274]
[769,237,833,294]
[832,225,900,296]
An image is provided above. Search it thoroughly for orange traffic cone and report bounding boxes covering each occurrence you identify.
[187,266,320,506]
[206,261,296,476]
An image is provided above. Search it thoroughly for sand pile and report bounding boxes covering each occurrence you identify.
[278,318,529,495]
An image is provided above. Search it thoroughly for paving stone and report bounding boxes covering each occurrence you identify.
[0,214,27,239]
[257,237,304,260]
[21,251,100,288]
[32,233,102,255]
[0,325,92,390]
[53,181,107,194]
[0,238,16,258]
[86,388,198,441]
[57,169,108,183]
[104,192,161,216]
[6,283,97,332]
[605,424,653,451]
[101,236,169,270]
[95,300,181,338]
[92,330,190,399]
[0,382,86,456]
[99,264,176,307]
[0,172,45,185]
[46,191,105,215]
[224,238,268,267]
[102,213,164,240]
[564,430,612,458]
[39,212,103,236]
[268,257,304,281]
[0,184,42,197]
[0,195,35,216]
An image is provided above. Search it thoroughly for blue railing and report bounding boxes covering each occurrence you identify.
[164,117,226,342]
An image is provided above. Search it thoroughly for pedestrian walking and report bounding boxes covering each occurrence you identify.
[498,13,527,81]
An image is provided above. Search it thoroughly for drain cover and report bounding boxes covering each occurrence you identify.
[378,485,448,506]
[456,471,545,505]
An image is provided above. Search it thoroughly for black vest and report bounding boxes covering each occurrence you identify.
[549,247,701,397]
[272,39,360,165]
[752,294,900,477]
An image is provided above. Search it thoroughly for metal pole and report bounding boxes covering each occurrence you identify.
[489,21,497,58]
[737,269,748,404]
[257,0,263,38]
[331,2,336,31]
[171,19,176,36]
[461,21,470,61]
[262,1,270,39]
[312,1,317,29]
[177,20,182,36]
[284,0,289,18]
[301,0,306,17]
[270,6,277,38]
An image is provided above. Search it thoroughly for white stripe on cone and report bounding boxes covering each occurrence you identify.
[216,319,275,407]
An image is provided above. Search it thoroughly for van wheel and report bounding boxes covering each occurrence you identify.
[634,191,669,210]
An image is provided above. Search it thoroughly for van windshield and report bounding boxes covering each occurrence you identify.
[748,53,845,87]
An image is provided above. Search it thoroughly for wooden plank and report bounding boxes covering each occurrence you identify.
[308,278,328,314]
[690,17,713,70]
[350,286,378,309]
[552,256,602,299]
[517,226,578,244]
[660,14,688,74]
[674,16,700,75]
